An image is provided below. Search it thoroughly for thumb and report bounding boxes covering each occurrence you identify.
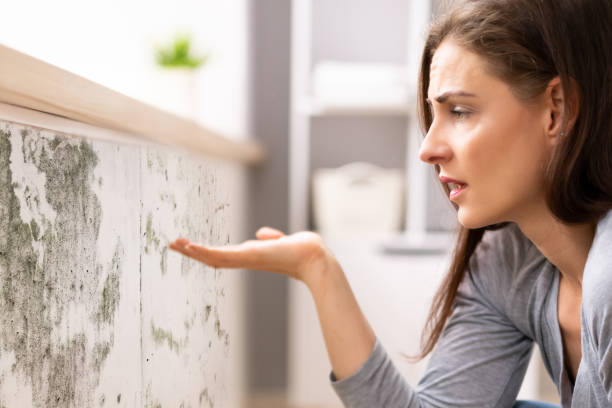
[255,226,285,240]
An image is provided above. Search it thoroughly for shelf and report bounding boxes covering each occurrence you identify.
[297,96,413,117]
[380,230,456,255]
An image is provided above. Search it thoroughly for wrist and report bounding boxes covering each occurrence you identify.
[302,247,343,296]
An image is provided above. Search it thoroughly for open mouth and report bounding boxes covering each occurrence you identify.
[439,176,467,199]
[448,183,467,199]
[447,182,465,191]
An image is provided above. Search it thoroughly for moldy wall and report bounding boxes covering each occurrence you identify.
[0,119,247,407]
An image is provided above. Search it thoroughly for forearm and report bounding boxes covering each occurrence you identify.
[305,255,377,381]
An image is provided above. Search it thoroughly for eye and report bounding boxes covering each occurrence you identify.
[450,107,470,120]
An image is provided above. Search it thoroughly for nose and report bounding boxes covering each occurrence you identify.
[418,126,452,164]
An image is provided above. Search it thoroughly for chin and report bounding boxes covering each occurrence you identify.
[456,207,501,229]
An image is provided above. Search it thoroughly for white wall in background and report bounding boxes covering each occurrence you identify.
[0,0,250,138]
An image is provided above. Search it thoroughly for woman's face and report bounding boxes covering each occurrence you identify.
[419,39,554,229]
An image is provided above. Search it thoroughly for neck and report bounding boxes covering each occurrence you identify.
[516,206,597,288]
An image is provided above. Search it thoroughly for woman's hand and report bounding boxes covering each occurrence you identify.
[171,226,377,380]
[169,227,335,289]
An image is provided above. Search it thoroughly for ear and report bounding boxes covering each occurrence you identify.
[543,76,579,145]
[543,77,564,144]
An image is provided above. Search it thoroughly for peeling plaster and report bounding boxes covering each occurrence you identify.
[0,128,121,406]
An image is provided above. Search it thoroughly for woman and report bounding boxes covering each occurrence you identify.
[170,0,612,406]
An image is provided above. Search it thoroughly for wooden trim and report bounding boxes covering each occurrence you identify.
[0,44,265,165]
[0,102,154,149]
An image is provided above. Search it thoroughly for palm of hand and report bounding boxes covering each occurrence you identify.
[169,227,331,284]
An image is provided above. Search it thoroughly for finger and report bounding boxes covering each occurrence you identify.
[174,237,190,246]
[255,226,285,240]
[183,242,253,269]
[169,242,193,258]
[169,238,191,251]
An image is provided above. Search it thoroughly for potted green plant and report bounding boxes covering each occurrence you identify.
[155,33,208,69]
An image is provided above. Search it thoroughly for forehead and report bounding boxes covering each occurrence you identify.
[428,40,490,98]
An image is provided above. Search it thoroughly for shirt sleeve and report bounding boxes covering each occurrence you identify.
[330,226,535,408]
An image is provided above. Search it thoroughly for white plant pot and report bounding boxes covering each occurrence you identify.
[150,67,200,119]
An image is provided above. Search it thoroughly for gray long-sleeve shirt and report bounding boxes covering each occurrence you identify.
[330,209,612,407]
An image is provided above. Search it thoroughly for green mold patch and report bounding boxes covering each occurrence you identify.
[96,243,123,326]
[145,150,166,174]
[29,219,40,241]
[44,333,87,407]
[145,382,163,408]
[150,321,183,353]
[145,213,160,254]
[145,211,169,276]
[92,341,111,374]
[213,312,226,341]
[204,305,212,322]
[0,127,123,406]
[213,309,230,350]
[160,246,168,275]
[199,388,214,408]
[213,203,229,213]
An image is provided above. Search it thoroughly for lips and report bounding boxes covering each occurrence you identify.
[439,175,468,199]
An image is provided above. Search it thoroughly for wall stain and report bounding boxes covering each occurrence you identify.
[0,128,122,407]
[198,387,214,408]
[144,213,160,254]
[212,308,230,355]
[96,242,123,326]
[204,305,212,323]
[92,341,111,374]
[1,124,234,406]
[29,219,40,241]
[213,310,227,343]
[213,203,229,213]
[160,246,168,276]
[145,382,162,408]
[150,320,185,354]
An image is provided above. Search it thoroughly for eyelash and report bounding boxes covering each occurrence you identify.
[427,104,472,121]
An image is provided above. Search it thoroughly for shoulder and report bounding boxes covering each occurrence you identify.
[582,209,612,343]
[584,209,612,283]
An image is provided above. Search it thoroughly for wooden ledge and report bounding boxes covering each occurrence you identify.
[0,44,265,165]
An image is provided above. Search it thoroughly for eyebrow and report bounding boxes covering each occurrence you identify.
[426,91,477,104]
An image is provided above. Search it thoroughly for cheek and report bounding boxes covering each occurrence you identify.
[469,107,545,174]
[462,115,549,208]
[458,125,506,180]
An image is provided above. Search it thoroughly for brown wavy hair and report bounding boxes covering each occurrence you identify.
[415,0,612,359]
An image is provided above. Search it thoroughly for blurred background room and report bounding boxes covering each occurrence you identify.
[1,0,560,406]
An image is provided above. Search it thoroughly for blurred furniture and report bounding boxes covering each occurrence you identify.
[312,162,404,234]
